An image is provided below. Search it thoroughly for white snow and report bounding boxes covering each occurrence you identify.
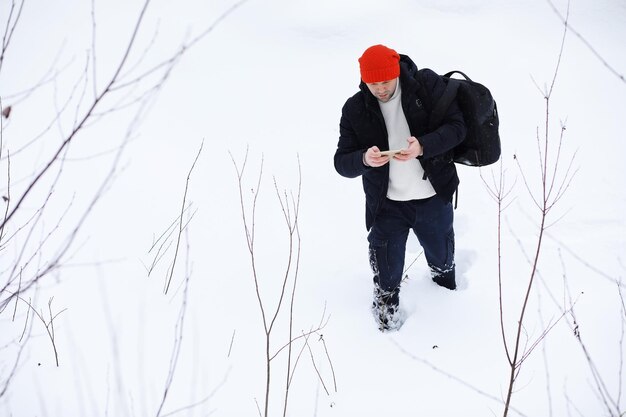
[1,0,625,416]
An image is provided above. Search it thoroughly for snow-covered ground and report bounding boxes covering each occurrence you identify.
[1,0,625,416]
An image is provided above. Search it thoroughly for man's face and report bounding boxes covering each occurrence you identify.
[365,78,398,103]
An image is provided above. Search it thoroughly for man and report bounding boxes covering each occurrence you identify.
[334,44,466,331]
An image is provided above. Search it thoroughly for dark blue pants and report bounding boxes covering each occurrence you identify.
[368,195,455,292]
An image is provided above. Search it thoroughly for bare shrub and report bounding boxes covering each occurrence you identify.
[231,149,335,417]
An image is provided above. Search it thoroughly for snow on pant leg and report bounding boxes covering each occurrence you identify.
[367,199,411,293]
[410,195,456,289]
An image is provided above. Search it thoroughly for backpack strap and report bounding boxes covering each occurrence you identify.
[435,71,468,209]
[428,77,460,131]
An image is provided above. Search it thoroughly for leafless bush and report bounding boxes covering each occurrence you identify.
[0,0,248,408]
[481,3,579,415]
[231,149,335,417]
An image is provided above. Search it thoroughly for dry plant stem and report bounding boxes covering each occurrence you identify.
[564,389,585,417]
[502,3,577,414]
[269,321,329,361]
[11,270,21,320]
[231,148,267,327]
[267,174,300,335]
[482,163,517,374]
[320,334,337,393]
[4,104,127,305]
[1,0,249,408]
[6,294,66,366]
[1,127,119,311]
[393,340,530,417]
[1,111,128,402]
[304,334,329,396]
[2,162,68,294]
[0,0,25,72]
[287,331,311,388]
[230,149,270,416]
[508,228,583,356]
[276,157,302,417]
[163,140,203,294]
[0,1,248,161]
[403,250,423,276]
[563,273,622,416]
[545,233,623,288]
[144,205,194,276]
[546,0,626,84]
[570,266,625,415]
[90,0,98,97]
[231,151,316,417]
[231,149,271,416]
[0,104,3,156]
[503,89,549,417]
[0,0,152,231]
[0,48,66,115]
[156,230,191,417]
[0,151,10,243]
[296,330,338,399]
[111,0,250,93]
[160,367,230,417]
[227,329,236,358]
[482,161,515,365]
[618,282,626,408]
[271,172,301,417]
[537,298,554,417]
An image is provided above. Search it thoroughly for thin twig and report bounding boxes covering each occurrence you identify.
[320,334,337,393]
[164,140,203,294]
[546,0,626,84]
[227,329,236,358]
[502,2,577,414]
[156,228,192,417]
[393,340,529,417]
[304,334,329,396]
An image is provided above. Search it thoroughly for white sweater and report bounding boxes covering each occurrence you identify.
[379,81,436,201]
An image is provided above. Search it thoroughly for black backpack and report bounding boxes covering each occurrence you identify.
[420,70,501,167]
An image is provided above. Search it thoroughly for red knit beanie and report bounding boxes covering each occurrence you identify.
[358,44,400,83]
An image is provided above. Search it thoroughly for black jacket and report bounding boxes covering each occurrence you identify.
[334,54,466,230]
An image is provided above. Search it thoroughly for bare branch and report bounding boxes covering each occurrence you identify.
[545,232,623,288]
[0,0,26,72]
[546,0,626,84]
[230,148,268,332]
[270,318,330,362]
[304,333,329,396]
[155,231,192,416]
[320,334,337,393]
[159,367,229,417]
[0,0,152,230]
[164,140,203,294]
[111,0,251,92]
[501,2,581,414]
[393,340,530,417]
[4,293,66,366]
[481,160,516,366]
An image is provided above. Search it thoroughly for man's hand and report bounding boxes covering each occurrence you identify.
[394,136,423,161]
[363,146,391,167]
